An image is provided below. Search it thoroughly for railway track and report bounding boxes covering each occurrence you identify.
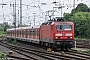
[64,51,90,59]
[0,41,90,60]
[6,55,31,60]
[0,41,69,60]
[0,36,90,60]
[0,42,38,60]
[76,40,90,49]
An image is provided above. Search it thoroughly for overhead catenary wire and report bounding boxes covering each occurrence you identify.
[0,0,89,25]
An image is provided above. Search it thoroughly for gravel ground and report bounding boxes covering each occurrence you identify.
[0,41,50,60]
[0,44,29,60]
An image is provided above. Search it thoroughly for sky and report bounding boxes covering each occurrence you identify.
[0,0,90,26]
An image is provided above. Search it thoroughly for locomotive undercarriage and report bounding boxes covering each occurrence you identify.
[40,39,74,51]
[55,40,74,51]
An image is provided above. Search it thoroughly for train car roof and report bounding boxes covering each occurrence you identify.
[7,25,40,31]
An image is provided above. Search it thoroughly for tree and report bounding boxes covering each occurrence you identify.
[63,3,90,38]
[71,3,88,14]
[63,13,71,21]
[70,12,90,38]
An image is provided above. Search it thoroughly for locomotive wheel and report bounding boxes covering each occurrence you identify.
[40,42,44,47]
[65,46,69,51]
[61,48,64,51]
[52,44,57,51]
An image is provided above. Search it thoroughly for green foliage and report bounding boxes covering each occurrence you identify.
[0,52,6,58]
[8,39,12,43]
[63,13,71,21]
[71,3,88,14]
[71,12,90,38]
[64,3,90,39]
[76,3,88,12]
[8,39,18,45]
[0,27,3,31]
[88,50,90,52]
[77,49,82,52]
[77,49,90,53]
[11,39,18,45]
[0,31,6,36]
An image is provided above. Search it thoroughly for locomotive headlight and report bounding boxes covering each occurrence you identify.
[56,37,58,39]
[70,37,72,39]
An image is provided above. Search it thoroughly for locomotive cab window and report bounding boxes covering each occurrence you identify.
[56,24,72,30]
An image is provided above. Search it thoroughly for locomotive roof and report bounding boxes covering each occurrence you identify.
[7,25,40,31]
[54,22,74,24]
[42,21,74,25]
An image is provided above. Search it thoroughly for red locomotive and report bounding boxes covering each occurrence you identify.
[6,17,74,51]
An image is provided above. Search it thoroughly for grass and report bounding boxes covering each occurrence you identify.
[11,39,18,45]
[0,52,6,58]
[8,39,18,45]
[0,31,6,36]
[77,49,90,53]
[74,38,87,40]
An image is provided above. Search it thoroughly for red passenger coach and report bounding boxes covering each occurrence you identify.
[6,26,40,44]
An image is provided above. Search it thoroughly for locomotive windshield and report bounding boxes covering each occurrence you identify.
[56,24,72,30]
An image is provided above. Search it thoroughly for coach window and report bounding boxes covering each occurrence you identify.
[28,30,29,35]
[21,30,22,35]
[20,30,21,35]
[33,30,35,36]
[33,29,36,36]
[18,30,19,36]
[11,31,12,35]
[28,29,30,35]
[21,30,23,35]
[10,31,11,35]
[36,29,38,36]
[24,30,26,35]
[30,30,32,35]
[26,29,29,35]
[17,30,18,35]
[37,29,39,36]
[18,30,20,35]
[35,30,37,36]
[31,29,33,35]
[30,30,31,35]
[21,30,24,35]
[8,31,10,34]
[36,29,37,36]
[29,29,31,35]
[12,31,13,35]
